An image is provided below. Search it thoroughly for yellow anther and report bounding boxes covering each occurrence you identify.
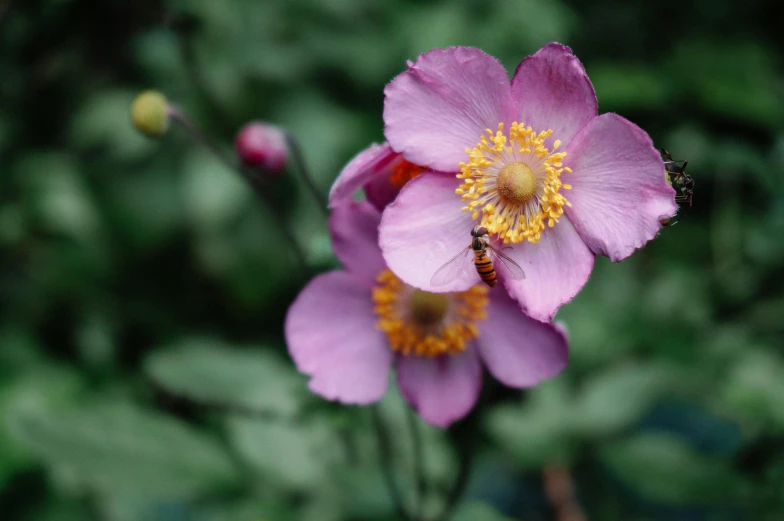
[455,122,570,244]
[371,270,488,358]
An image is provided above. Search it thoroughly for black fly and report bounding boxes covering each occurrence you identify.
[661,148,693,207]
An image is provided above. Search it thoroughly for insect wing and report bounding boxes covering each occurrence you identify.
[487,245,526,281]
[430,248,472,287]
[661,149,687,175]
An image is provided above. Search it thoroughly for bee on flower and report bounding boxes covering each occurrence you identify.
[285,201,568,428]
[431,225,525,288]
[374,43,678,322]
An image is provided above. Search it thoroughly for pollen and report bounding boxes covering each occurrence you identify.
[456,122,571,244]
[371,269,489,357]
[389,159,426,189]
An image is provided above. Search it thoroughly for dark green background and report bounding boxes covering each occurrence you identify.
[1,0,783,520]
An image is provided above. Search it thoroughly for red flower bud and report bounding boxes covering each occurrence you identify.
[235,122,289,177]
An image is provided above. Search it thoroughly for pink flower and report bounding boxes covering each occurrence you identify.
[235,122,289,176]
[328,142,427,211]
[285,201,568,428]
[379,44,677,322]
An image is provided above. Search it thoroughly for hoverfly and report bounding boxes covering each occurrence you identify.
[431,226,525,288]
[661,148,694,206]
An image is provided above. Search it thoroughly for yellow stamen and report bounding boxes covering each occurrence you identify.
[371,270,488,357]
[389,160,426,189]
[456,122,571,244]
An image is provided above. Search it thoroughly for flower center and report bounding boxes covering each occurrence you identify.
[497,161,536,204]
[389,159,426,188]
[409,290,449,326]
[456,122,572,244]
[371,269,488,357]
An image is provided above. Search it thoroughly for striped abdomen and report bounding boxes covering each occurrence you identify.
[473,248,497,287]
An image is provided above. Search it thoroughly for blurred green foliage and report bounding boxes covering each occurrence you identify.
[1,0,783,520]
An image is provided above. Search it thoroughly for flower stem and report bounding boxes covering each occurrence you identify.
[168,106,310,275]
[434,439,475,521]
[285,132,329,218]
[406,406,427,519]
[372,405,414,521]
[431,411,479,521]
[543,465,586,521]
[171,13,233,133]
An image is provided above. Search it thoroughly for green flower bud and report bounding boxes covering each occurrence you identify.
[131,91,170,137]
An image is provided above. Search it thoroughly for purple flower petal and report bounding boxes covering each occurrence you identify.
[511,43,598,148]
[366,163,453,212]
[285,271,392,404]
[477,290,569,387]
[379,173,479,293]
[502,217,594,322]
[364,170,402,211]
[564,113,678,262]
[328,143,399,208]
[329,201,386,287]
[396,347,482,428]
[384,47,517,173]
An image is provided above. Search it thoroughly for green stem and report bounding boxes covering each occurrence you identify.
[285,132,329,218]
[168,106,310,275]
[433,440,474,521]
[430,406,480,521]
[372,405,414,521]
[406,407,427,519]
[172,13,233,133]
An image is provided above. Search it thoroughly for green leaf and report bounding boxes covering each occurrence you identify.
[0,365,85,487]
[600,431,747,505]
[109,162,185,250]
[720,350,784,430]
[8,401,239,498]
[671,40,783,129]
[588,63,670,111]
[98,496,296,521]
[573,364,672,437]
[485,380,576,467]
[555,258,641,368]
[144,338,305,417]
[15,152,102,243]
[181,150,251,234]
[334,466,394,519]
[227,416,339,490]
[451,500,515,521]
[68,90,157,160]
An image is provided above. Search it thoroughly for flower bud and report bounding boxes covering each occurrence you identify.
[235,122,289,177]
[131,91,170,137]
